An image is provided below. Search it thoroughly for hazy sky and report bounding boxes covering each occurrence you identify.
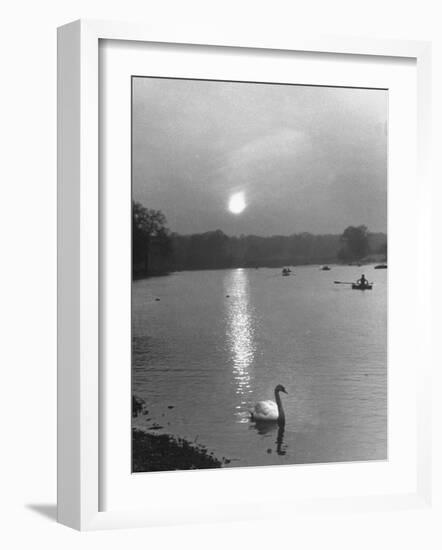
[133,78,387,236]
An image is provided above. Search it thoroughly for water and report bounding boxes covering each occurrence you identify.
[132,265,387,468]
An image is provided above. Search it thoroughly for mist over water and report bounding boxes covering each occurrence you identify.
[132,265,387,468]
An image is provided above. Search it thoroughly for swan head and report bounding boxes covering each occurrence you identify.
[275,384,288,395]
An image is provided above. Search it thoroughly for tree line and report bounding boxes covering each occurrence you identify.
[132,201,387,278]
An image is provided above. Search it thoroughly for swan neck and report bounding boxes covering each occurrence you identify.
[274,389,285,425]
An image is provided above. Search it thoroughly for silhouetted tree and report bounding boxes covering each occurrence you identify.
[338,225,370,261]
[133,201,171,276]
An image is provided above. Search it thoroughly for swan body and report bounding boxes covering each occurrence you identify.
[250,384,288,424]
[252,400,279,421]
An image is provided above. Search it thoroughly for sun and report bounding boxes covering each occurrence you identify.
[228,192,246,214]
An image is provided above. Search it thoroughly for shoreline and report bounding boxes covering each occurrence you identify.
[132,428,229,472]
[133,258,387,280]
[132,397,230,472]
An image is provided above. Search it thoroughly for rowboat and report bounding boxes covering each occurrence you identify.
[352,283,373,290]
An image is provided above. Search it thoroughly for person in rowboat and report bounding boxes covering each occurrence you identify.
[356,274,369,288]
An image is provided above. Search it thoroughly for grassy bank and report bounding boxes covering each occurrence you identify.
[132,428,229,472]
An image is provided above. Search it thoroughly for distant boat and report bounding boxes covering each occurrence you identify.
[374,264,387,269]
[282,267,291,276]
[320,265,331,271]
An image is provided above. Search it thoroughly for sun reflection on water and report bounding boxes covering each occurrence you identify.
[225,268,256,422]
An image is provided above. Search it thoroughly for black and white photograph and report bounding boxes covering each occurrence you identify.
[131,76,388,473]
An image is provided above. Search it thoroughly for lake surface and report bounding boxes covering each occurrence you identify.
[132,265,387,469]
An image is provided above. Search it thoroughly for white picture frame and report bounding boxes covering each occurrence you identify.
[57,19,433,531]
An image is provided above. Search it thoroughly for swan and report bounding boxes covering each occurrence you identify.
[250,384,288,425]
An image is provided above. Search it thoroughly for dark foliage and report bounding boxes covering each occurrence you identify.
[378,240,387,260]
[133,201,172,277]
[338,225,370,261]
[132,429,227,472]
[132,201,387,276]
